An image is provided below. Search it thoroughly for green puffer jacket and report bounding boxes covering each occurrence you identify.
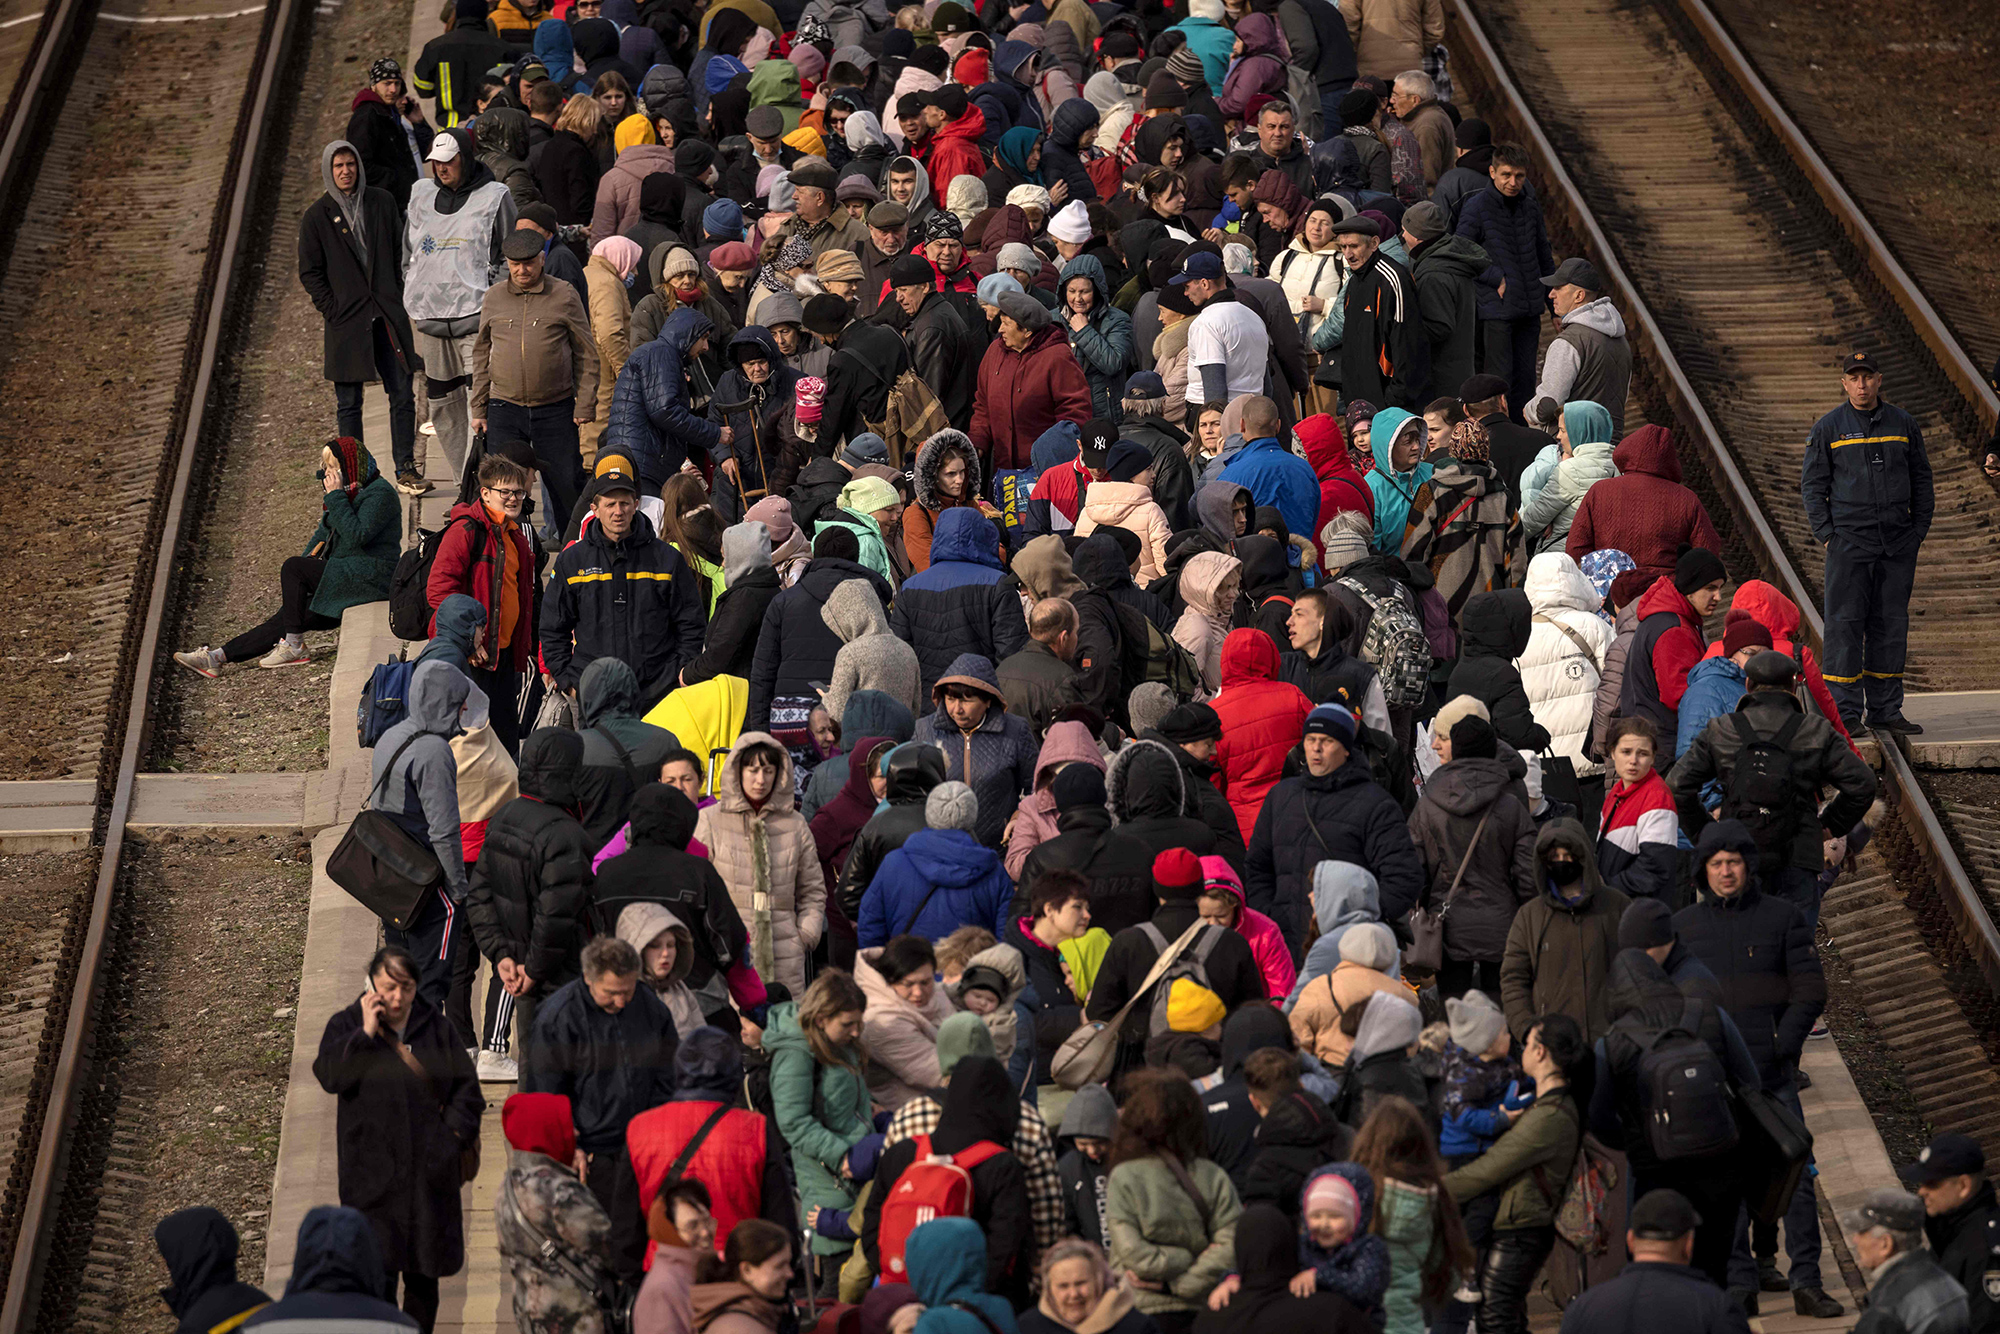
[763,1001,873,1255]
[1104,1155,1242,1316]
[1440,1086,1581,1232]
[1376,1178,1438,1334]
[304,452,401,620]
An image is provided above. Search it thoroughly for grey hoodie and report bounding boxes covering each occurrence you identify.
[321,140,368,258]
[370,661,470,896]
[821,578,922,723]
[1284,859,1399,1011]
[723,520,772,587]
[755,289,830,377]
[1527,296,1631,433]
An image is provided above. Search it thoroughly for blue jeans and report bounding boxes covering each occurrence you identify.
[1729,1085,1820,1291]
[334,319,417,474]
[487,397,586,528]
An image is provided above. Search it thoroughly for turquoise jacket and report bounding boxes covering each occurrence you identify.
[1365,407,1433,554]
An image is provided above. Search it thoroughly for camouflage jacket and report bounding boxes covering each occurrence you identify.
[496,1149,616,1334]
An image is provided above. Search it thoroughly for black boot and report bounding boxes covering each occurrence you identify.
[1795,1287,1845,1318]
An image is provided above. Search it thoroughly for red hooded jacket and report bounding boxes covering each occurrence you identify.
[919,105,989,205]
[1211,628,1314,841]
[1699,580,1858,753]
[1297,413,1374,565]
[1564,425,1722,582]
[970,322,1094,472]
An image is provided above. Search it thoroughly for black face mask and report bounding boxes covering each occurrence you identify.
[1547,859,1584,887]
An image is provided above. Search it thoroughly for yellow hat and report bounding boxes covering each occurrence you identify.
[1165,978,1226,1034]
[614,112,658,153]
[783,126,826,157]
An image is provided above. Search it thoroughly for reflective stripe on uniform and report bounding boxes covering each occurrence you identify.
[1828,435,1910,448]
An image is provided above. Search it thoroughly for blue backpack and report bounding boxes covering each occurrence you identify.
[357,653,416,748]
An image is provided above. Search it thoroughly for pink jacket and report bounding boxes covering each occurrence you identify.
[634,1241,697,1334]
[1004,721,1105,879]
[1200,855,1296,1001]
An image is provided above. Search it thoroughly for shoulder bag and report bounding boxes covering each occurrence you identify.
[325,735,444,931]
[1404,806,1494,975]
[1051,918,1206,1090]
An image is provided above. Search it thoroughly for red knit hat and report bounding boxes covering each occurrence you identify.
[1721,610,1773,658]
[1154,847,1203,900]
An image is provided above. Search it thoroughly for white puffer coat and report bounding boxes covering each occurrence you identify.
[1516,553,1614,778]
[695,732,826,995]
[1271,238,1348,344]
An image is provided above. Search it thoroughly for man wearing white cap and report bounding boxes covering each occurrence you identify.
[403,126,516,492]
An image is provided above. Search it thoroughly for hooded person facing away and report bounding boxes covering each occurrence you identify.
[369,660,473,1008]
[155,1207,271,1334]
[575,655,683,851]
[242,1205,417,1329]
[1283,860,1400,1011]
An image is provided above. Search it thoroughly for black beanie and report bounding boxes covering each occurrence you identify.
[813,526,859,561]
[1673,545,1726,595]
[1449,715,1497,760]
[1338,88,1379,127]
[802,293,852,338]
[910,44,950,76]
[1618,898,1674,950]
[1050,763,1106,812]
[888,252,934,288]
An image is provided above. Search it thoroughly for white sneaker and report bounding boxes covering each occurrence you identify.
[258,640,312,669]
[173,646,223,678]
[1809,1019,1831,1040]
[476,1050,518,1082]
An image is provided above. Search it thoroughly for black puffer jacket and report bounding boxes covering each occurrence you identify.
[1017,803,1158,938]
[1445,589,1551,754]
[1406,754,1539,965]
[836,743,947,920]
[1246,758,1425,949]
[592,783,747,991]
[746,555,897,729]
[1137,727,1247,874]
[1595,948,1746,1174]
[1108,738,1217,865]
[466,728,595,996]
[1670,821,1825,1089]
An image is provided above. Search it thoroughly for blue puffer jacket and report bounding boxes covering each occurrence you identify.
[856,826,1013,946]
[1058,254,1132,420]
[1217,435,1319,570]
[606,305,721,485]
[888,509,1031,699]
[1454,186,1553,322]
[1674,655,1745,807]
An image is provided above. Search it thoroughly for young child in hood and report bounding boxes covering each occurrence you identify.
[1197,855,1296,1002]
[1293,1163,1391,1314]
[1056,1082,1115,1247]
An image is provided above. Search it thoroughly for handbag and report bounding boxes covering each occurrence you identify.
[1404,806,1494,974]
[535,686,578,731]
[504,1174,637,1334]
[1734,1085,1814,1225]
[325,735,444,931]
[1050,919,1206,1090]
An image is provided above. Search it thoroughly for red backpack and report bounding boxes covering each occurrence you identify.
[876,1134,1006,1279]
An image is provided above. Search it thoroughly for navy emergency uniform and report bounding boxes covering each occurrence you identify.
[1800,396,1931,726]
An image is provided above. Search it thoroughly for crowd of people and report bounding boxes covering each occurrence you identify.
[155,0,1968,1328]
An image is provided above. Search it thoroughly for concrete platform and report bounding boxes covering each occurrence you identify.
[0,781,95,851]
[1895,691,2000,767]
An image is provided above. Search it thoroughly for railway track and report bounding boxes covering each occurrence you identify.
[1448,0,2000,1148]
[0,0,306,1321]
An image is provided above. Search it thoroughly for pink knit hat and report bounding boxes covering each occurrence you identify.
[1304,1172,1359,1227]
[743,496,797,544]
[795,376,826,424]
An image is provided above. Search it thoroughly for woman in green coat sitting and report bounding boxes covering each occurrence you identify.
[764,970,874,1273]
[173,437,400,676]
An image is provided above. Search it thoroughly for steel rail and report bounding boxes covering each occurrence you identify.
[0,0,306,1318]
[1447,0,2000,1005]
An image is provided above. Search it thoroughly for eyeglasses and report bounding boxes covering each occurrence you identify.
[483,486,528,500]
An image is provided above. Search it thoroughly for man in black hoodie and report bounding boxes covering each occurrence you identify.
[836,742,946,921]
[1070,530,1175,720]
[1139,702,1248,874]
[466,727,595,1074]
[1016,765,1157,936]
[155,1208,271,1334]
[1106,736,1219,867]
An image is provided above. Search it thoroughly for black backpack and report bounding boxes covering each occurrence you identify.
[1634,999,1739,1161]
[388,515,485,642]
[1719,712,1807,859]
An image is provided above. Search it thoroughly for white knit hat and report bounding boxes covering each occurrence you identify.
[1446,990,1508,1056]
[1048,199,1093,244]
[926,780,979,832]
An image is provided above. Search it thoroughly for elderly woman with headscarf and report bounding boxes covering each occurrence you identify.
[986,127,1045,204]
[746,235,816,327]
[1399,417,1517,626]
[1020,1239,1158,1334]
[583,236,643,458]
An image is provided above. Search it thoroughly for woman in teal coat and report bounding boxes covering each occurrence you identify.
[764,970,875,1264]
[173,437,401,677]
